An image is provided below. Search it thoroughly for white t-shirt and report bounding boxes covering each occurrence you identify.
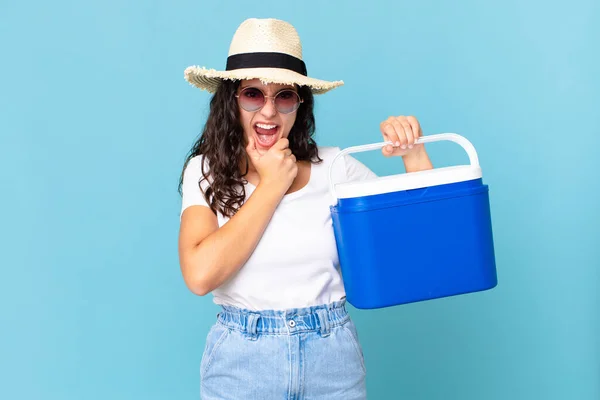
[180,146,377,311]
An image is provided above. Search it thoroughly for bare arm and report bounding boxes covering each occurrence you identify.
[178,137,297,296]
[403,147,433,173]
[178,183,284,296]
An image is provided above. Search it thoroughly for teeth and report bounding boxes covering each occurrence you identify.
[256,123,277,129]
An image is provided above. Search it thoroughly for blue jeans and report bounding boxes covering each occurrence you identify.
[200,300,367,399]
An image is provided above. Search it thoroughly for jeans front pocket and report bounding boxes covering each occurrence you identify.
[341,320,367,374]
[200,323,230,378]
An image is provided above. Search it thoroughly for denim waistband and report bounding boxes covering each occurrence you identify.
[216,300,350,338]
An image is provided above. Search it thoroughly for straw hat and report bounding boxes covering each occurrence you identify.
[184,18,344,94]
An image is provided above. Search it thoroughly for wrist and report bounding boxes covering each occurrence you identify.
[255,180,287,202]
[401,145,426,160]
[402,146,433,172]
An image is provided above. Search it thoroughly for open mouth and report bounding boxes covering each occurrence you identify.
[254,123,279,148]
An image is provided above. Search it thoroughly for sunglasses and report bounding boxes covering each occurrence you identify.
[235,87,303,114]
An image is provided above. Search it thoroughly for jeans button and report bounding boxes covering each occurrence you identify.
[288,320,296,327]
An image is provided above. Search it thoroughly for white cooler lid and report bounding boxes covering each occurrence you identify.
[335,165,482,199]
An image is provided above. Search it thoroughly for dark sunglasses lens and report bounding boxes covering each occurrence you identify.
[275,90,300,113]
[239,88,265,111]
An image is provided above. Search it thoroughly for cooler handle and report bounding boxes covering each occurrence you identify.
[328,133,480,199]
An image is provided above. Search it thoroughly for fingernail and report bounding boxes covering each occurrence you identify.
[401,144,407,149]
[395,141,400,147]
[409,144,413,149]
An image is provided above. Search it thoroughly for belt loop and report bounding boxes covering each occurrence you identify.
[246,313,259,341]
[316,309,331,337]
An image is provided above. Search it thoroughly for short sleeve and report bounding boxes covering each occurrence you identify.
[343,154,378,182]
[180,155,211,216]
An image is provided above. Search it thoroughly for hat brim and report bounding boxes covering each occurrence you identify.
[184,66,343,95]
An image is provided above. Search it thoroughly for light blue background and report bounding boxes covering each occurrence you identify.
[1,0,598,399]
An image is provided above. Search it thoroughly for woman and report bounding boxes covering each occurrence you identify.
[178,18,433,399]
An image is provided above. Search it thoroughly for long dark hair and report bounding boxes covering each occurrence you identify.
[178,80,322,217]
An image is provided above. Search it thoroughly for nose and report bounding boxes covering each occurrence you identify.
[260,96,277,118]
